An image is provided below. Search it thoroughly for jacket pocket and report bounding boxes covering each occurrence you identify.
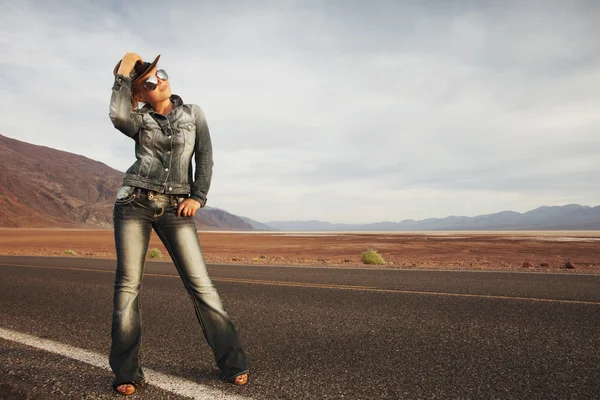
[179,122,196,145]
[115,185,136,204]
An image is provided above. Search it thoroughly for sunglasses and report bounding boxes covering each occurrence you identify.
[143,69,169,91]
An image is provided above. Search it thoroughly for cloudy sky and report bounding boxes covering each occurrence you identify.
[2,0,599,224]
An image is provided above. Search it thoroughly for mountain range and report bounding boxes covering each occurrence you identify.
[264,204,600,231]
[1,133,598,230]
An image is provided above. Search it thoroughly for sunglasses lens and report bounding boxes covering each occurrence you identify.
[157,69,168,81]
[144,75,158,91]
[144,81,157,91]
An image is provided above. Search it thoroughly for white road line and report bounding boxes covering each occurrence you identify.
[0,327,248,400]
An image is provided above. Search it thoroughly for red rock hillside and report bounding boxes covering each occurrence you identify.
[0,134,254,230]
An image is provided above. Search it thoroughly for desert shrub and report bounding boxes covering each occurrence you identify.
[147,248,162,259]
[361,249,385,265]
[62,249,76,256]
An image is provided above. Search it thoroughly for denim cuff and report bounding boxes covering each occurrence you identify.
[189,194,206,208]
[113,73,132,90]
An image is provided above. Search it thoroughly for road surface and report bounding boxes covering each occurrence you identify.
[1,255,599,399]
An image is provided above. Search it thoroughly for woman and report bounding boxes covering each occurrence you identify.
[108,52,249,396]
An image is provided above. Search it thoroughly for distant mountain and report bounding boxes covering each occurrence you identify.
[4,134,598,232]
[239,216,278,231]
[263,204,600,231]
[0,133,255,230]
[201,207,255,230]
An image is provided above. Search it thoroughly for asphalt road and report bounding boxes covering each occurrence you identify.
[0,255,599,399]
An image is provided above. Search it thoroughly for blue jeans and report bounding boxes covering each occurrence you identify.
[109,187,248,387]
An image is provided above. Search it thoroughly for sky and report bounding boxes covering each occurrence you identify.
[1,0,599,224]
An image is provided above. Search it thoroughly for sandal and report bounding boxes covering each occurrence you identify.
[113,380,144,396]
[231,373,248,385]
[115,383,136,396]
[215,368,249,385]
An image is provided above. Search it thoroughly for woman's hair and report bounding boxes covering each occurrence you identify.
[130,82,144,111]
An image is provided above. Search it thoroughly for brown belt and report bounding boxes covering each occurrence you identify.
[133,187,188,203]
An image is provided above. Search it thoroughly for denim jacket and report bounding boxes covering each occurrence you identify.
[109,73,213,207]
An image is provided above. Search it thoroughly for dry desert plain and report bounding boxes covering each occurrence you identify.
[0,228,599,273]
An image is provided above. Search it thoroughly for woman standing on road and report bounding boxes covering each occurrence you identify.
[108,52,249,396]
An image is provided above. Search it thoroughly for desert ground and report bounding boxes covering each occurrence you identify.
[0,228,598,273]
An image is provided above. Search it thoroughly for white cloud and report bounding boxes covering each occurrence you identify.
[1,0,599,223]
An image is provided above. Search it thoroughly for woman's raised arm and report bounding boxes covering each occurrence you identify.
[109,53,143,138]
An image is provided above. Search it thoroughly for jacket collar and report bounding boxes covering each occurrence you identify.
[139,94,184,113]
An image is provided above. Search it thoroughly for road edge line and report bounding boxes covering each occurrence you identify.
[0,327,248,400]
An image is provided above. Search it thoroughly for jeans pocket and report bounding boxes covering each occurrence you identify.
[115,185,136,204]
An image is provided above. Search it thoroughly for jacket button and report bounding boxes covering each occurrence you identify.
[164,168,169,171]
[168,187,173,191]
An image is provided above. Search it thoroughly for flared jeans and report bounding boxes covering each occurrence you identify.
[110,188,248,387]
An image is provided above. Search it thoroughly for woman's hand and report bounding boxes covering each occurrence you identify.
[117,52,143,76]
[177,198,202,217]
